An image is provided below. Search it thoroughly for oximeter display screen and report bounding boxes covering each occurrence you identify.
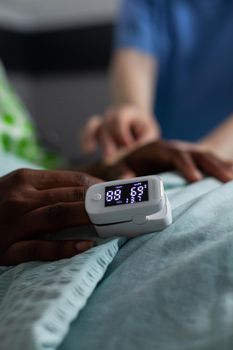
[105,181,149,207]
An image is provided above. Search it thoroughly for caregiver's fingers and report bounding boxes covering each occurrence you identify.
[173,151,203,182]
[131,118,159,145]
[81,115,102,153]
[21,202,91,240]
[0,240,94,266]
[193,152,233,182]
[106,114,135,148]
[98,126,118,160]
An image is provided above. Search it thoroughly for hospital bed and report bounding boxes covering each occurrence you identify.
[1,152,233,350]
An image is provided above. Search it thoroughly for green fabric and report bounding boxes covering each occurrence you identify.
[0,62,61,168]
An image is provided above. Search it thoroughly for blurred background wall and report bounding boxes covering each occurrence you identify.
[0,0,119,163]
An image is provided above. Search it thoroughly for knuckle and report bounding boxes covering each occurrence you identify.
[75,172,88,186]
[12,168,30,183]
[72,188,85,202]
[45,191,56,203]
[106,115,120,129]
[46,203,69,224]
[75,172,96,188]
[106,108,125,122]
[3,194,25,211]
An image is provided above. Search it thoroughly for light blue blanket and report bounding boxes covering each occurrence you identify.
[1,152,233,350]
[59,176,233,350]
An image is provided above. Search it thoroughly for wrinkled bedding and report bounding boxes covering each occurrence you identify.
[59,176,233,350]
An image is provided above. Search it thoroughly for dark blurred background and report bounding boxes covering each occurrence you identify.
[0,0,118,163]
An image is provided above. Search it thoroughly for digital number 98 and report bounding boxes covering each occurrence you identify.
[106,189,122,202]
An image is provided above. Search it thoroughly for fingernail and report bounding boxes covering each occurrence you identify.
[75,241,94,252]
[189,171,203,182]
[194,170,203,180]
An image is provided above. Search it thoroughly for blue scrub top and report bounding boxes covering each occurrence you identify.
[114,0,233,141]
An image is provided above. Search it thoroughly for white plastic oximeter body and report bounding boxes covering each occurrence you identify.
[85,175,172,238]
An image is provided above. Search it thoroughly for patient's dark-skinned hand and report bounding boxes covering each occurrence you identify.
[0,169,102,266]
[115,140,233,182]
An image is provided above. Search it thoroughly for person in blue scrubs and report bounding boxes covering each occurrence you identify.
[83,0,233,161]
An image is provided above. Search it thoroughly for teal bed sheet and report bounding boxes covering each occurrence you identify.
[1,152,233,350]
[59,177,233,349]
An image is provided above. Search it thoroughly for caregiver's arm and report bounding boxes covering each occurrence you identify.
[0,169,102,266]
[200,114,233,159]
[82,49,160,160]
[110,49,157,114]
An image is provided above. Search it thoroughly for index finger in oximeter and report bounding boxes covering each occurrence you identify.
[85,176,172,238]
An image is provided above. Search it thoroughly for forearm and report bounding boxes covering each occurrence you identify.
[110,49,157,114]
[200,114,233,158]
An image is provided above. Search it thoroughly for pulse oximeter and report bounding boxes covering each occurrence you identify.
[85,175,172,238]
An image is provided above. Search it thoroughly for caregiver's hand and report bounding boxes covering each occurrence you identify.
[81,106,159,161]
[0,169,102,266]
[118,140,233,182]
